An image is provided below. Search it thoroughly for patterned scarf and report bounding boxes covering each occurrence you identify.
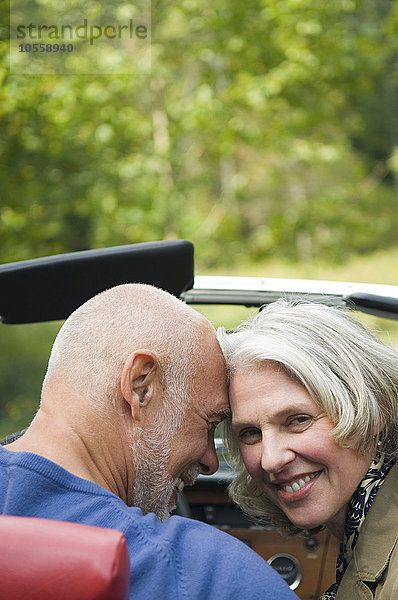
[320,452,394,600]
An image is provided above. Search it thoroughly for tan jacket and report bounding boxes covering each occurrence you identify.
[335,461,398,599]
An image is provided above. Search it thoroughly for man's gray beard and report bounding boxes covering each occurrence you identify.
[131,424,176,522]
[129,377,204,522]
[130,420,202,522]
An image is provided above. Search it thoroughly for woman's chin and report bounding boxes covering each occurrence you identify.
[283,510,325,532]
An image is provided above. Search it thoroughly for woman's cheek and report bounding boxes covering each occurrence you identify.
[241,447,260,476]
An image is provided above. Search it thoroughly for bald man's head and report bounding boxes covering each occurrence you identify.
[42,283,213,413]
[10,283,228,516]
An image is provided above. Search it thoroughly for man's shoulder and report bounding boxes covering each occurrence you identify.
[0,448,296,599]
[0,445,134,524]
[125,513,297,599]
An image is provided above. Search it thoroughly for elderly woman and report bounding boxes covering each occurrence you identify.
[218,300,398,599]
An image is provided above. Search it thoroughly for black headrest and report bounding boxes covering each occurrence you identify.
[0,240,194,324]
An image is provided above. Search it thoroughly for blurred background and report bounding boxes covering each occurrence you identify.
[1,0,398,438]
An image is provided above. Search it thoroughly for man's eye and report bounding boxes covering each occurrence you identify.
[238,428,262,445]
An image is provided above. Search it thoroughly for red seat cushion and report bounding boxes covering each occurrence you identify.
[0,516,130,600]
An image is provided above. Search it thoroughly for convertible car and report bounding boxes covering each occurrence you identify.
[1,239,398,599]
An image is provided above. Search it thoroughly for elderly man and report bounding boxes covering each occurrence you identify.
[0,284,296,599]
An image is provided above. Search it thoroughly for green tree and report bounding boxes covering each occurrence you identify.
[1,0,398,267]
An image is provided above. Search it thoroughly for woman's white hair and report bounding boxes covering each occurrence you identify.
[217,299,398,535]
[43,283,208,429]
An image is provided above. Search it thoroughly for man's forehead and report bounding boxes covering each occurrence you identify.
[193,330,229,416]
[191,371,229,420]
[202,383,230,420]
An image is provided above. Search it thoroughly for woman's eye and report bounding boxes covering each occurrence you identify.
[238,428,262,444]
[287,415,312,430]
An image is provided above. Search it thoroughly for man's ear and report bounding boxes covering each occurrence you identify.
[121,350,160,422]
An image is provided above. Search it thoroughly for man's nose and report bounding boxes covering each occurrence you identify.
[260,433,295,474]
[199,435,219,476]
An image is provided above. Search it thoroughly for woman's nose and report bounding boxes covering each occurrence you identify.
[260,433,295,474]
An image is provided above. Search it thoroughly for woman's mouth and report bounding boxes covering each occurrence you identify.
[276,471,321,501]
[281,472,319,494]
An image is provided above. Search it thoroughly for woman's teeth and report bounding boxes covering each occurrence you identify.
[282,472,317,494]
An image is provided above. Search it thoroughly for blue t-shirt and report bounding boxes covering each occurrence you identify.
[0,445,297,599]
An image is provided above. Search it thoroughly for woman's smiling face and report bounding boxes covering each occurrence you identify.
[230,364,374,539]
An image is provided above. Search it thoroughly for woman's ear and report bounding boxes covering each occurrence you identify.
[373,417,387,448]
[121,350,160,422]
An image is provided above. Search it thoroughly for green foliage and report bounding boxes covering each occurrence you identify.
[0,322,60,439]
[1,0,398,267]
